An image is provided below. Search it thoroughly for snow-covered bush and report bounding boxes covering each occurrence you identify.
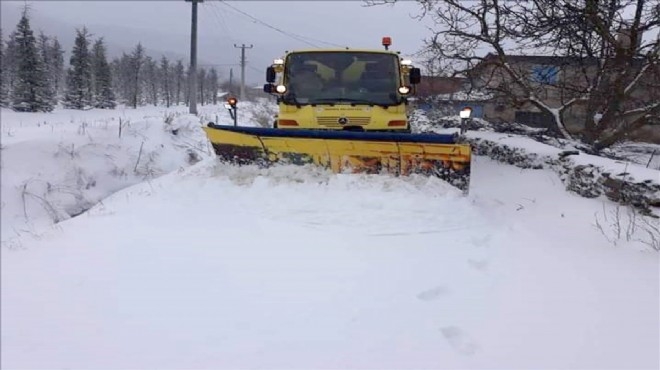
[242,97,277,128]
[412,110,660,218]
[1,106,213,243]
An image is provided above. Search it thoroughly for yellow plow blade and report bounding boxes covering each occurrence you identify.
[203,125,472,192]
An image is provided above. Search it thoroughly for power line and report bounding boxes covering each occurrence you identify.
[215,0,344,48]
[207,2,236,44]
[198,63,239,67]
[247,65,263,73]
[219,1,318,48]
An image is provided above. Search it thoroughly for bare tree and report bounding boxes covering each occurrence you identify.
[197,67,206,106]
[208,68,219,105]
[173,60,185,105]
[375,0,660,150]
[142,56,158,106]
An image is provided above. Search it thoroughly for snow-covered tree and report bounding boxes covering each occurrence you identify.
[142,56,158,106]
[184,64,193,106]
[9,12,53,112]
[0,28,8,107]
[173,60,185,105]
[49,37,65,98]
[63,28,93,109]
[37,32,58,107]
[128,43,145,108]
[402,0,660,149]
[111,54,130,105]
[197,67,206,105]
[159,56,172,107]
[208,68,219,105]
[91,38,116,109]
[3,32,19,94]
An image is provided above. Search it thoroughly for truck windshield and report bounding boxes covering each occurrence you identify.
[283,52,400,106]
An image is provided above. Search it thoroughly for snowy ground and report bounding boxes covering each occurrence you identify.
[1,103,659,369]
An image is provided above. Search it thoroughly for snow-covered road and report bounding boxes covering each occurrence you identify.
[2,154,658,369]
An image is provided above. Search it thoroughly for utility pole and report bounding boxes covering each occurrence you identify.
[234,43,253,101]
[229,68,233,95]
[186,0,203,115]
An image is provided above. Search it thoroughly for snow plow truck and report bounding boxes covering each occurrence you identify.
[203,37,472,191]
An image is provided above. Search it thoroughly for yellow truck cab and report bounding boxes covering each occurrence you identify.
[263,38,421,133]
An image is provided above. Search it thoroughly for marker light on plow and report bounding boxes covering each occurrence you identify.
[459,107,472,135]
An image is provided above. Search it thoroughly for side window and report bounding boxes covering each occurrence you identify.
[530,65,559,84]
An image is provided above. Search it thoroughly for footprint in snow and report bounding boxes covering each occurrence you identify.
[441,326,479,355]
[470,235,491,247]
[467,258,489,271]
[416,286,449,301]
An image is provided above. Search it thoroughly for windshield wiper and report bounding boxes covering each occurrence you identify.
[311,98,394,107]
[282,93,305,107]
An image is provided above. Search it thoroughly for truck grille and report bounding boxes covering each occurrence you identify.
[317,117,371,126]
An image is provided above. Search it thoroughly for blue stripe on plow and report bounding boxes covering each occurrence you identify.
[207,124,458,144]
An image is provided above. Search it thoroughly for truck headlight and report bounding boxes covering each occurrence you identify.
[398,86,411,95]
[275,85,287,94]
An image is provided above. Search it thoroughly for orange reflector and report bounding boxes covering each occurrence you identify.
[279,120,298,126]
[388,120,407,127]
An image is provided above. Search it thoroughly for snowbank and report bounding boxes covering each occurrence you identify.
[0,105,217,243]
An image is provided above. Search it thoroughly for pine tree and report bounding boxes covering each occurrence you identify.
[0,28,8,107]
[129,43,145,108]
[110,53,137,106]
[4,31,19,95]
[91,38,116,109]
[49,37,65,98]
[37,32,57,107]
[63,28,93,109]
[10,11,54,112]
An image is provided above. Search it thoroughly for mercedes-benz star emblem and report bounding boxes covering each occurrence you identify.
[338,117,349,125]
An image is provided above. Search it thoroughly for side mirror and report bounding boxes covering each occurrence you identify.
[263,83,275,93]
[410,67,421,85]
[266,67,276,83]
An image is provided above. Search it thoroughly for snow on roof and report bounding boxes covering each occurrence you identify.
[429,90,494,102]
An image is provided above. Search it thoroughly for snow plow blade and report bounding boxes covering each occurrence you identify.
[203,124,472,192]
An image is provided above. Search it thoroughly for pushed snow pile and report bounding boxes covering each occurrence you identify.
[413,110,660,217]
[1,106,214,243]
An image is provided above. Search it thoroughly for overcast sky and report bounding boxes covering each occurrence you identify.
[1,1,436,85]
